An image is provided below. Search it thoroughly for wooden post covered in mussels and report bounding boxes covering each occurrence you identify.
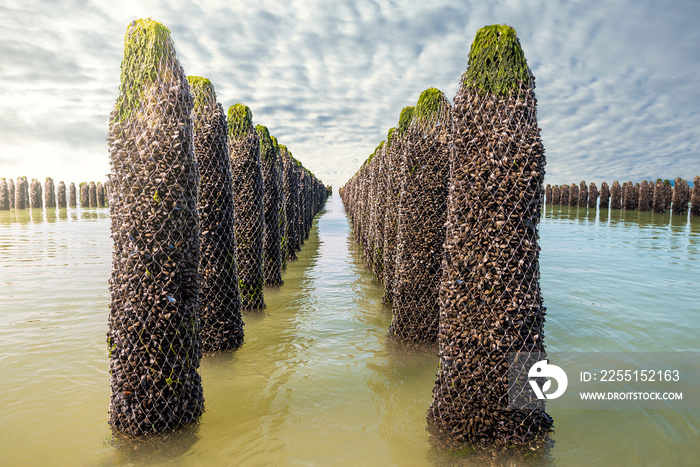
[69,182,77,207]
[588,182,598,209]
[610,181,622,209]
[228,104,266,310]
[551,184,560,205]
[45,177,56,208]
[599,182,610,209]
[57,181,67,208]
[383,106,414,305]
[30,178,42,209]
[0,179,8,210]
[257,125,283,287]
[427,25,552,448]
[188,76,243,351]
[390,88,451,344]
[8,178,15,209]
[692,176,700,216]
[79,182,89,207]
[106,18,204,436]
[672,178,689,215]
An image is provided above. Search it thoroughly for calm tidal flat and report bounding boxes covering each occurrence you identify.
[0,196,698,466]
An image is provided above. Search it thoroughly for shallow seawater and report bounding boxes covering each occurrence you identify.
[0,199,698,466]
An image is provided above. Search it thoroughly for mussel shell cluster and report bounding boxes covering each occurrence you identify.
[588,182,598,209]
[0,179,8,210]
[80,182,89,207]
[599,182,610,209]
[390,116,450,344]
[692,176,700,216]
[57,181,67,208]
[426,83,552,447]
[106,62,203,435]
[30,178,42,208]
[69,182,77,207]
[229,130,266,310]
[44,177,56,208]
[194,102,243,351]
[672,177,690,215]
[259,129,283,286]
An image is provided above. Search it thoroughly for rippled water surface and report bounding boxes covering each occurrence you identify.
[0,199,698,466]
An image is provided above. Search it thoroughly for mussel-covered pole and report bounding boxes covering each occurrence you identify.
[672,178,689,215]
[69,182,77,207]
[45,177,56,208]
[228,104,266,310]
[8,179,15,209]
[588,182,598,209]
[281,146,298,261]
[271,137,288,268]
[57,181,67,208]
[692,176,700,216]
[188,76,244,351]
[664,180,673,211]
[578,181,587,207]
[569,183,578,207]
[97,182,106,207]
[552,184,560,205]
[30,178,42,208]
[79,182,89,207]
[599,182,610,209]
[610,181,621,209]
[545,184,552,205]
[560,184,569,208]
[257,125,283,287]
[383,106,414,304]
[653,180,666,213]
[391,88,451,344]
[0,179,8,210]
[106,18,204,435]
[427,25,552,448]
[89,181,97,208]
[638,180,651,211]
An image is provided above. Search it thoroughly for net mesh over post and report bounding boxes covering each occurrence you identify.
[57,181,67,208]
[383,107,414,304]
[30,178,43,209]
[427,25,552,449]
[69,182,77,207]
[106,18,204,436]
[390,88,451,345]
[599,182,610,209]
[373,131,393,281]
[272,138,288,269]
[281,147,298,261]
[228,104,266,310]
[672,178,689,215]
[692,176,700,216]
[45,177,56,208]
[588,182,598,209]
[0,179,8,210]
[188,76,244,351]
[257,125,283,287]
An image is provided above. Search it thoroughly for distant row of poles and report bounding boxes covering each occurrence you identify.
[0,177,108,210]
[546,177,700,215]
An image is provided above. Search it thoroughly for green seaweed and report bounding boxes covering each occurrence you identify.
[397,106,415,135]
[386,127,396,147]
[114,18,175,122]
[227,104,254,140]
[186,76,217,116]
[256,125,274,161]
[464,24,531,96]
[414,88,450,129]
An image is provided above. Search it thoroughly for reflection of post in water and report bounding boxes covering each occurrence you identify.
[109,424,200,466]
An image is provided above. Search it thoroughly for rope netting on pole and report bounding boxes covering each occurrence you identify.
[281,146,298,261]
[272,137,288,269]
[426,25,552,448]
[106,18,204,436]
[390,88,451,345]
[188,76,243,352]
[228,104,266,310]
[258,125,283,286]
[692,176,700,216]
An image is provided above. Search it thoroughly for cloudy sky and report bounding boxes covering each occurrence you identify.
[1,0,698,189]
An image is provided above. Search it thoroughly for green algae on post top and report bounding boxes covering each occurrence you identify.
[386,127,396,146]
[187,76,217,114]
[464,24,532,96]
[227,104,254,140]
[115,18,176,122]
[414,88,450,128]
[256,125,274,161]
[397,106,415,135]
